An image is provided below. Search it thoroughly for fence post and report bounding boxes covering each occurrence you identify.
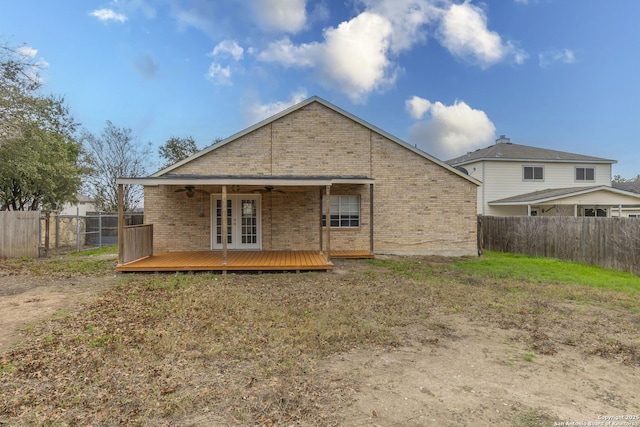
[55,213,60,248]
[76,206,81,252]
[98,211,102,249]
[44,211,50,257]
[477,214,483,256]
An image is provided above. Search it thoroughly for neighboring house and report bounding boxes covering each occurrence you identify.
[58,195,97,216]
[611,181,640,217]
[447,135,640,217]
[116,96,480,271]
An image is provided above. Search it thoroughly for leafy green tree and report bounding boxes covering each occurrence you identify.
[0,122,82,210]
[0,43,81,210]
[158,136,199,169]
[80,121,151,212]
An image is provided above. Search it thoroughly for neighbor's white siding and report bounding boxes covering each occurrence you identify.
[475,161,612,216]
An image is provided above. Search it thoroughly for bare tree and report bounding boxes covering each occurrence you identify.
[80,121,152,212]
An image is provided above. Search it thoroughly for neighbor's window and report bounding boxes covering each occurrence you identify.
[322,195,360,228]
[575,167,595,181]
[629,214,639,218]
[523,166,544,181]
[584,208,607,217]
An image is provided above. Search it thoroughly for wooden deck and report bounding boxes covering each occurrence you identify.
[115,250,373,272]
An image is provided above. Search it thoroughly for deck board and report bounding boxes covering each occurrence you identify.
[116,250,372,272]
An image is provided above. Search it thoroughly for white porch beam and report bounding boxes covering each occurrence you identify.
[222,185,227,266]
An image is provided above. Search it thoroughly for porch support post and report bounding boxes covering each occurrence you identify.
[319,187,324,254]
[619,204,622,217]
[574,204,578,217]
[222,185,228,266]
[369,183,374,254]
[527,204,531,216]
[118,183,124,265]
[325,185,331,264]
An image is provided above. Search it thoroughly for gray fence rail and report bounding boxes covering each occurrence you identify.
[479,215,640,275]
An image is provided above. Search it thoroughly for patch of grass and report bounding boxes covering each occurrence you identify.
[523,352,535,362]
[514,409,556,427]
[0,362,15,374]
[0,246,118,278]
[452,251,640,294]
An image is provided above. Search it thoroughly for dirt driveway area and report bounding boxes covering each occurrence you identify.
[1,257,639,426]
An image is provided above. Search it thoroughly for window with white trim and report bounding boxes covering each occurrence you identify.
[575,167,595,181]
[322,195,360,228]
[523,166,544,181]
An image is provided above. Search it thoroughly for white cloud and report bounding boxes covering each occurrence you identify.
[206,63,232,85]
[257,37,317,67]
[406,96,495,160]
[245,90,308,124]
[172,3,218,38]
[252,0,307,33]
[90,8,128,23]
[16,46,38,59]
[539,48,576,68]
[319,12,395,102]
[437,1,526,68]
[359,0,443,54]
[211,40,244,61]
[256,0,524,102]
[405,95,432,119]
[258,12,396,103]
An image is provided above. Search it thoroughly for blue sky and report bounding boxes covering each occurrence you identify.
[2,0,639,177]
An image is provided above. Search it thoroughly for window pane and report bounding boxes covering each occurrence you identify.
[533,167,543,180]
[323,195,360,228]
[576,168,585,180]
[586,168,594,180]
[524,167,533,180]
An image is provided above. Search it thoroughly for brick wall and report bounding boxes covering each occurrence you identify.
[145,101,478,256]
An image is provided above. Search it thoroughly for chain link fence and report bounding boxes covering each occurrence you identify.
[40,212,143,255]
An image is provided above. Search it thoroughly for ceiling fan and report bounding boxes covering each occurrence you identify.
[251,185,285,194]
[174,185,209,198]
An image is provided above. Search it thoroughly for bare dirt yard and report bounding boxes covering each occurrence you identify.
[1,252,639,426]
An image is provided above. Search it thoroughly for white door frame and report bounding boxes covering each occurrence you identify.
[210,194,262,250]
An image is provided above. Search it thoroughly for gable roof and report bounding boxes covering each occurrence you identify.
[447,141,616,167]
[489,185,640,205]
[151,96,480,186]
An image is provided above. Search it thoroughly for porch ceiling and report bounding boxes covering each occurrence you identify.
[117,174,374,187]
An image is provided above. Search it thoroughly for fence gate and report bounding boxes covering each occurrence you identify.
[0,211,40,258]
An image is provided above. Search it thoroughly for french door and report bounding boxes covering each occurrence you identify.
[211,195,261,250]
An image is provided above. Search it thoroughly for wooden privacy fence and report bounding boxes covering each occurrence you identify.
[120,224,153,264]
[0,211,40,258]
[479,215,640,275]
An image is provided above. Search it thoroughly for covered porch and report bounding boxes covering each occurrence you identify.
[489,186,640,217]
[115,176,375,272]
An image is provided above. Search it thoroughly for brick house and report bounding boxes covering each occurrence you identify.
[116,96,480,271]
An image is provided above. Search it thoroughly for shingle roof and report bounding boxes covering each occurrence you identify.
[447,142,616,166]
[489,185,640,205]
[612,181,640,194]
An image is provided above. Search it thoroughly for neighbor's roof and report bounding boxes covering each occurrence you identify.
[447,142,616,166]
[612,181,640,194]
[147,96,480,186]
[489,185,640,205]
